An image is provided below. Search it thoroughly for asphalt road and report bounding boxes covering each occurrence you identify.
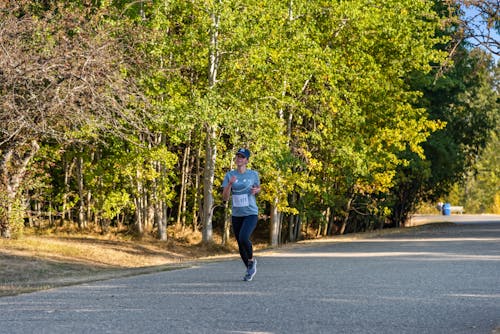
[1,215,499,334]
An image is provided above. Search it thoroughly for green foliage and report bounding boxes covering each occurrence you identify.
[3,0,498,241]
[0,193,24,239]
[449,114,500,213]
[97,190,131,220]
[388,43,498,223]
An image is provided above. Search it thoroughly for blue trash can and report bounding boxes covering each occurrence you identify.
[442,203,451,216]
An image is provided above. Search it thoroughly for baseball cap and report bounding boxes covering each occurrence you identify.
[236,148,251,159]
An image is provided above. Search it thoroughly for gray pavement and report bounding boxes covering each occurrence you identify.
[1,215,499,334]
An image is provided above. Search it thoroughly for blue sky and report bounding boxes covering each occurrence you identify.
[462,4,499,63]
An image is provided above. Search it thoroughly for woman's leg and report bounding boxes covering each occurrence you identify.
[232,216,248,267]
[237,215,258,264]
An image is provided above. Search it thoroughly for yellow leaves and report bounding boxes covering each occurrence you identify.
[493,193,500,214]
[100,190,131,220]
[355,169,396,195]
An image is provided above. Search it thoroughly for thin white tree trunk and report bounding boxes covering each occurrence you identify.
[192,144,202,232]
[77,155,86,229]
[222,200,231,245]
[339,194,354,235]
[62,157,76,222]
[134,168,144,235]
[201,4,221,243]
[202,124,216,243]
[270,200,281,246]
[157,201,167,240]
[177,141,191,228]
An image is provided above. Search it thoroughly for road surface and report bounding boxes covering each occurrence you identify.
[1,215,499,334]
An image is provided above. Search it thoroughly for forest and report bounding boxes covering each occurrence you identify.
[0,0,498,245]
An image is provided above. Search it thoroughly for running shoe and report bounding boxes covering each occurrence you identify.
[244,259,257,281]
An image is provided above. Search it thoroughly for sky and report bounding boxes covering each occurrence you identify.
[462,4,499,63]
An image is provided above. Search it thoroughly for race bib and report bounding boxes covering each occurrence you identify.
[232,194,249,207]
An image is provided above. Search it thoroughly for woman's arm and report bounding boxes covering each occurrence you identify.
[251,185,260,195]
[222,175,236,201]
[251,171,261,195]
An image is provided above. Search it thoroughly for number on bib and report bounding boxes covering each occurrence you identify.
[232,194,249,207]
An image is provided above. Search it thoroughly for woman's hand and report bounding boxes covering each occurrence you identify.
[223,176,237,201]
[251,185,260,195]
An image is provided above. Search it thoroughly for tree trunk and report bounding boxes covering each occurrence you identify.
[322,207,330,237]
[192,144,201,232]
[146,193,155,232]
[222,200,231,246]
[338,194,354,235]
[269,200,281,246]
[133,196,143,235]
[288,192,297,242]
[177,141,191,229]
[326,208,335,235]
[316,222,323,238]
[134,168,144,235]
[201,4,221,244]
[296,213,303,241]
[76,154,86,229]
[62,157,76,223]
[157,201,167,241]
[0,140,40,237]
[86,188,92,228]
[202,124,216,243]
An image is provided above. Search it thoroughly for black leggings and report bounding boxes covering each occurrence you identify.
[232,215,258,267]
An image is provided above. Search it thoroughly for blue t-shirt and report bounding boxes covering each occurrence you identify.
[222,169,260,217]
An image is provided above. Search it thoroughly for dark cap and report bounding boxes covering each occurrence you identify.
[236,148,251,159]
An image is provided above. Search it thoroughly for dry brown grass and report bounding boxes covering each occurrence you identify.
[0,225,256,297]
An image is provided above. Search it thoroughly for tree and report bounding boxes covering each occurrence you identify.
[134,0,298,243]
[0,2,146,237]
[3,0,483,243]
[388,40,498,224]
[275,0,449,234]
[450,62,499,212]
